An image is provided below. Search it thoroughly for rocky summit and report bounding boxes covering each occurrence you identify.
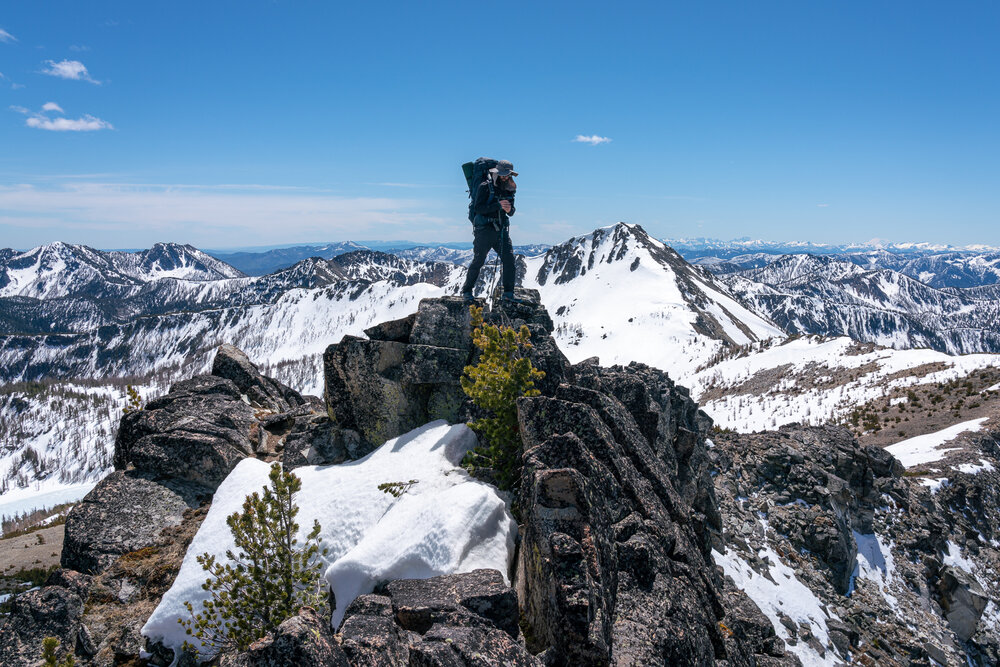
[2,292,999,666]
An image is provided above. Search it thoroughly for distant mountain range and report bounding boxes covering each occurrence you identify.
[208,241,550,275]
[4,223,1000,499]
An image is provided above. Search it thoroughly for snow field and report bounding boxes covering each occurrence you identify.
[142,421,517,659]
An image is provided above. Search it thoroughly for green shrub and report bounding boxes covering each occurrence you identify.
[180,463,329,655]
[460,305,544,491]
[41,637,75,667]
[122,385,143,415]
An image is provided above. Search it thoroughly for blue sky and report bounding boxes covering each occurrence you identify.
[1,1,998,249]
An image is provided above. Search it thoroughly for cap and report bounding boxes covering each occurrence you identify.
[494,160,518,177]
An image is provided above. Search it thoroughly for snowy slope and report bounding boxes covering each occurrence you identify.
[518,223,785,379]
[143,421,516,658]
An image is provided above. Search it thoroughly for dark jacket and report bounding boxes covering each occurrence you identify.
[472,178,515,228]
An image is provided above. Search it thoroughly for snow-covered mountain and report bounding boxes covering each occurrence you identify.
[0,241,244,301]
[0,250,465,383]
[713,254,1000,355]
[520,223,785,379]
[685,240,1000,289]
[669,236,999,261]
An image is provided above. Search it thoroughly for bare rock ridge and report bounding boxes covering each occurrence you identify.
[3,291,999,665]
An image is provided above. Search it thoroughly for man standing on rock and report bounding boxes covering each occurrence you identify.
[461,160,519,304]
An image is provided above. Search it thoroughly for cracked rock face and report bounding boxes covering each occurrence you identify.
[113,374,258,489]
[61,471,199,575]
[0,585,85,667]
[514,363,794,666]
[337,570,539,667]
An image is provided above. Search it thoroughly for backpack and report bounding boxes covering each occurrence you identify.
[461,157,498,223]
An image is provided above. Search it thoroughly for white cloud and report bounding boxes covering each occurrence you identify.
[11,103,113,132]
[0,29,16,43]
[27,115,112,131]
[817,203,831,208]
[573,134,612,146]
[41,59,100,83]
[69,45,90,52]
[0,182,450,247]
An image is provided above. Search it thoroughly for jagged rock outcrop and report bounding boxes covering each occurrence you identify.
[60,344,354,577]
[212,343,311,414]
[514,367,792,666]
[113,374,259,489]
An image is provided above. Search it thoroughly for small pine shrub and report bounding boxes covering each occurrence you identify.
[122,385,143,415]
[179,463,329,655]
[41,637,75,667]
[378,480,418,497]
[460,305,544,491]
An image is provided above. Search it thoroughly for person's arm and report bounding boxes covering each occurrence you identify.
[473,181,500,216]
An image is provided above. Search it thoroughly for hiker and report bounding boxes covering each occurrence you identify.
[461,159,518,304]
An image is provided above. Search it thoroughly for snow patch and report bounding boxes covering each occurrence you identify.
[918,478,950,493]
[955,459,995,475]
[884,418,988,468]
[142,421,516,659]
[943,540,977,576]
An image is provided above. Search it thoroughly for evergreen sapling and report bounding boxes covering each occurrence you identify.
[460,305,544,490]
[179,463,329,655]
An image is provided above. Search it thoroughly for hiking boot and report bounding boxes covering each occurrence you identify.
[462,292,475,304]
[501,291,523,305]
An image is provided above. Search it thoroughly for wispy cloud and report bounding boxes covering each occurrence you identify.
[11,103,113,132]
[41,59,101,84]
[69,44,90,52]
[817,203,830,208]
[573,134,612,146]
[0,182,449,247]
[0,29,16,43]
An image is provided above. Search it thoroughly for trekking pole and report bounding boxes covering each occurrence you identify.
[489,221,502,308]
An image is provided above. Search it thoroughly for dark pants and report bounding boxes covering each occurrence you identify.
[461,224,515,295]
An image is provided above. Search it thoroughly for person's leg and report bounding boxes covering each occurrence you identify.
[500,229,516,294]
[461,227,493,295]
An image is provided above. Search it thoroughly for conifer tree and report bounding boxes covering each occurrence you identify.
[41,637,75,667]
[460,305,544,490]
[180,463,329,655]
